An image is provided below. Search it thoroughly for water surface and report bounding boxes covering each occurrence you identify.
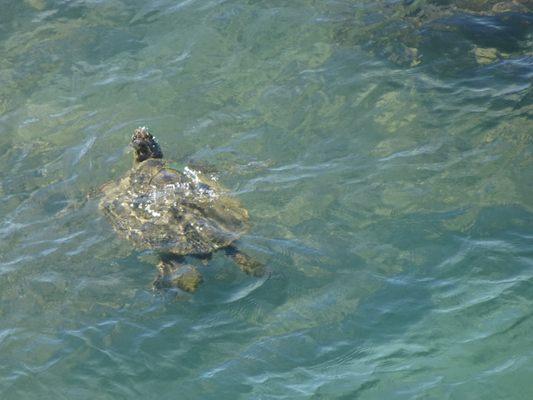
[1,1,532,398]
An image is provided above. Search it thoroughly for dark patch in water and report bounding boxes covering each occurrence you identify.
[424,12,533,52]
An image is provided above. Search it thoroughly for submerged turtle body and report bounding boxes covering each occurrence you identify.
[100,158,249,255]
[99,127,263,292]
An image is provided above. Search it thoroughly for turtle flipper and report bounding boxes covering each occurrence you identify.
[225,245,265,277]
[153,259,203,292]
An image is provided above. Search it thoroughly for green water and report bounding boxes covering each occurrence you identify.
[1,1,532,398]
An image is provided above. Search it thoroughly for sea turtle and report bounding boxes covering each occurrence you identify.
[99,127,264,292]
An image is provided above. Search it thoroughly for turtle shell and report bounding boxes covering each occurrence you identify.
[99,159,249,255]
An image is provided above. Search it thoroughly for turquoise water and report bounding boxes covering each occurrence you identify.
[1,0,532,398]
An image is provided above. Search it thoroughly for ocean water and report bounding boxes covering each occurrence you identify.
[1,0,532,398]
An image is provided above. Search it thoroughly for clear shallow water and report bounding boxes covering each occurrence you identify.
[1,0,532,398]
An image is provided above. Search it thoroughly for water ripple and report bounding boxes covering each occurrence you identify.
[1,1,532,399]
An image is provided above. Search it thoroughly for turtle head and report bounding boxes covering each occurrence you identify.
[131,126,163,163]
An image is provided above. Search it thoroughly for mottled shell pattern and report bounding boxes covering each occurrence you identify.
[99,158,249,255]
